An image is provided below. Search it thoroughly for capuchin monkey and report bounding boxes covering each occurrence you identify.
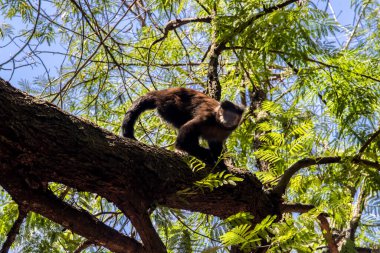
[122,88,244,166]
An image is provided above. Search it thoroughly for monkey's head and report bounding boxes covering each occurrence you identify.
[217,101,245,129]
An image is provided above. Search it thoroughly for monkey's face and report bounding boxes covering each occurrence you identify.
[217,101,244,128]
[217,107,243,128]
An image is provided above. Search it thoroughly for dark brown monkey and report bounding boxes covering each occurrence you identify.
[122,88,244,165]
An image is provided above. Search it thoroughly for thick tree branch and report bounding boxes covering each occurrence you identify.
[0,209,27,253]
[0,78,269,215]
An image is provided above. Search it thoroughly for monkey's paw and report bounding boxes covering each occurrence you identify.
[174,149,187,156]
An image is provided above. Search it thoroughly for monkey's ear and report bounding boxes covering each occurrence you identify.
[220,101,245,114]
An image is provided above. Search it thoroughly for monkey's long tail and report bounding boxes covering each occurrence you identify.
[122,93,157,139]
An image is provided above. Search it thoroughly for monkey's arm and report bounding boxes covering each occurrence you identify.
[175,118,214,164]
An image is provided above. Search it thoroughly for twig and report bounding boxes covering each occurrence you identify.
[227,47,380,83]
[0,0,41,68]
[343,1,371,50]
[51,0,138,103]
[215,0,298,49]
[0,209,28,253]
[150,16,212,48]
[194,0,211,15]
[147,16,212,89]
[171,211,221,243]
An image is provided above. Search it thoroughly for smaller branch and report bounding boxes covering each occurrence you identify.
[318,215,339,253]
[327,1,348,46]
[283,52,380,82]
[357,159,380,170]
[347,181,367,242]
[116,202,166,253]
[280,203,316,213]
[205,6,221,100]
[272,157,342,196]
[204,0,298,100]
[206,44,223,100]
[73,240,93,253]
[358,127,380,157]
[0,209,28,253]
[273,156,380,196]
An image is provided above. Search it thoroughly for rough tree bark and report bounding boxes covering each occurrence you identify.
[0,78,279,252]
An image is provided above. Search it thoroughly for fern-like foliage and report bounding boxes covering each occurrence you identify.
[186,157,207,172]
[194,171,244,192]
[224,212,255,227]
[220,215,276,252]
[253,99,315,188]
[269,212,322,253]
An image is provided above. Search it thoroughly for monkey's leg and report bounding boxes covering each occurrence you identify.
[208,141,228,170]
[208,141,223,162]
[175,119,214,164]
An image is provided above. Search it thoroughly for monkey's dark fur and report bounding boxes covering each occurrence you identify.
[122,88,244,165]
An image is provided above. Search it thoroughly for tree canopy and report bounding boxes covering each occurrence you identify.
[0,0,379,252]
